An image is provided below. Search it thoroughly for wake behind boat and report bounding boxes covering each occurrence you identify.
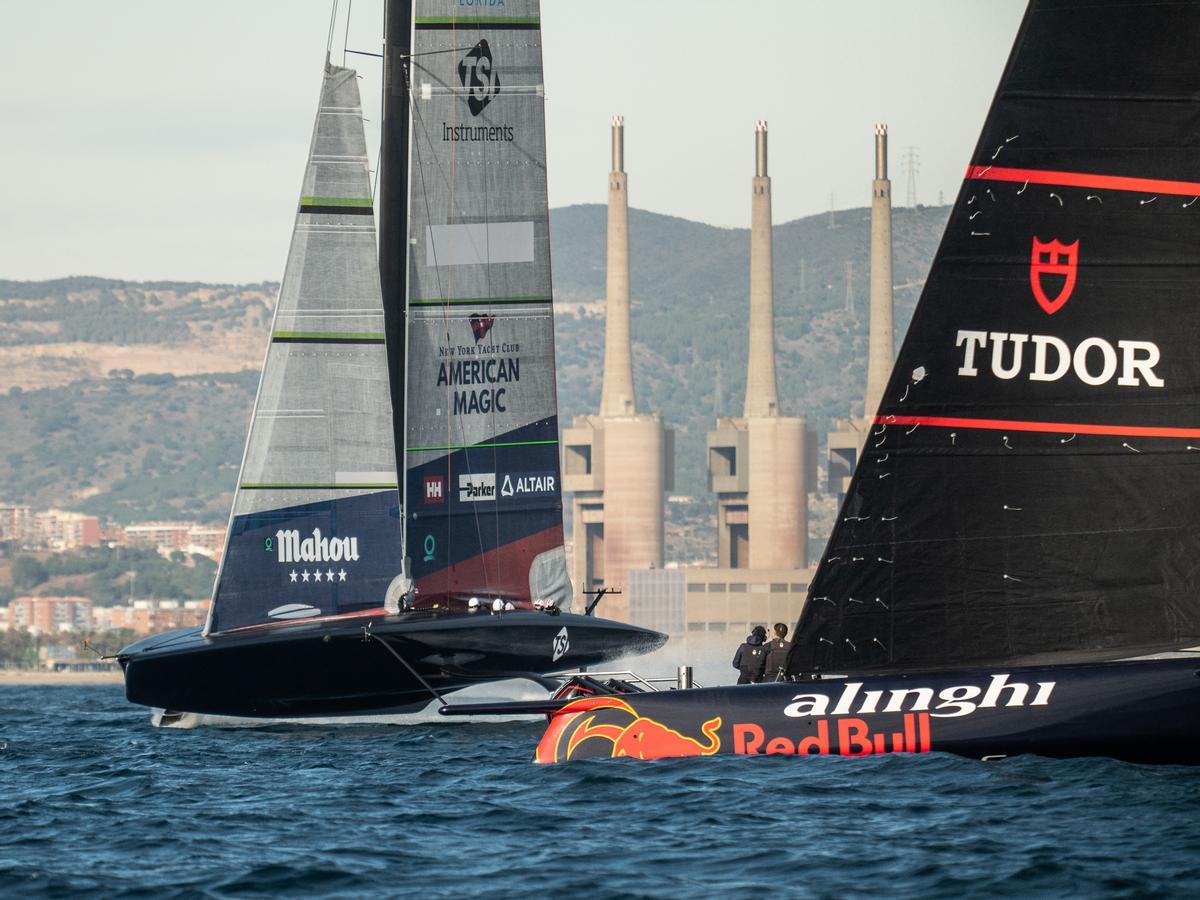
[512,0,1200,764]
[118,0,665,717]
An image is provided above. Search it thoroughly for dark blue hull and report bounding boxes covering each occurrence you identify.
[534,657,1200,765]
[119,611,665,718]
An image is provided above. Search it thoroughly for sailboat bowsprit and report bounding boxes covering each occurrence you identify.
[118,0,665,719]
[530,0,1200,764]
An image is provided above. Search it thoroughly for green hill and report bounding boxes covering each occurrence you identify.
[0,204,950,560]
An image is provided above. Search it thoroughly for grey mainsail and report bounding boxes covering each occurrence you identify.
[207,61,404,633]
[402,0,571,608]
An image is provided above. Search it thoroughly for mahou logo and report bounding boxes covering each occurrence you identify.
[1030,237,1079,314]
[458,39,500,116]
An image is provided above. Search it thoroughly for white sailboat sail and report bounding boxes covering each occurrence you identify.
[207,61,404,633]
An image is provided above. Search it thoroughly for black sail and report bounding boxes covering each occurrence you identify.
[791,0,1200,674]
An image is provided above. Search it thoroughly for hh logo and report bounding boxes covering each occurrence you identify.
[469,313,495,343]
[423,475,444,504]
[458,39,500,116]
[1030,237,1079,315]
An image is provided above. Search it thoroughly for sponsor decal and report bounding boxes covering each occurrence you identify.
[276,528,359,564]
[442,122,514,143]
[535,696,721,763]
[500,472,557,498]
[552,626,569,662]
[436,355,520,415]
[423,475,445,504]
[469,313,495,343]
[266,603,321,620]
[535,673,1058,763]
[782,673,1054,719]
[735,714,932,756]
[955,331,1163,387]
[459,472,497,502]
[458,39,500,116]
[423,534,437,562]
[1030,237,1079,314]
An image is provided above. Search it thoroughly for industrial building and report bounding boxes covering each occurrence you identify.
[563,117,673,621]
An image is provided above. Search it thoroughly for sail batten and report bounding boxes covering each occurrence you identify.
[207,63,403,634]
[790,0,1200,675]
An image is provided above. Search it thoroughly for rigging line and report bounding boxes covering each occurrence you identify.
[364,626,448,706]
[326,0,339,55]
[342,0,352,67]
[347,48,384,58]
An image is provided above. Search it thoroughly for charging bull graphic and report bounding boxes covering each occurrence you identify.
[535,696,721,763]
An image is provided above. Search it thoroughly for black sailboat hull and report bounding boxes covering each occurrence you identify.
[533,657,1200,765]
[119,612,665,718]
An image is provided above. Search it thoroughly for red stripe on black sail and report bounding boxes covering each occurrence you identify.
[789,0,1200,676]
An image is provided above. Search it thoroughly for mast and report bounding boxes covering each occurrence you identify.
[381,0,413,537]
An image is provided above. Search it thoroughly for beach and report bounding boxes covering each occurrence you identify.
[0,669,123,686]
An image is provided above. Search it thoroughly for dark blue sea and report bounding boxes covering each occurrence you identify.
[2,684,1199,898]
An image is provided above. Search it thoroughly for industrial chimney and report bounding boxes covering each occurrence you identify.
[865,123,894,418]
[744,120,779,418]
[600,115,636,416]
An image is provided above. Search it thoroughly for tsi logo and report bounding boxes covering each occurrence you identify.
[552,626,570,662]
[458,39,500,116]
[459,472,497,502]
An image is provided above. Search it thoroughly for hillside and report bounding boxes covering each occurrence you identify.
[0,203,950,560]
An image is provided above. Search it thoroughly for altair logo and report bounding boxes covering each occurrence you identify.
[458,39,500,116]
[275,528,360,564]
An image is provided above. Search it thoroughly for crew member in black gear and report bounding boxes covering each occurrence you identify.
[732,625,769,684]
[762,622,791,682]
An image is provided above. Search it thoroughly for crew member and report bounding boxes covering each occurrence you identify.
[732,625,769,684]
[763,622,791,682]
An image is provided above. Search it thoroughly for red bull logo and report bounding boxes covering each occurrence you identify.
[535,697,721,764]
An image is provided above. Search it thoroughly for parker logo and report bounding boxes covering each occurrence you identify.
[458,39,500,116]
[423,475,445,504]
[459,472,496,502]
[1030,237,1079,315]
[469,313,495,344]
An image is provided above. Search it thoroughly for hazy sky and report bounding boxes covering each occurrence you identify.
[0,1,1026,283]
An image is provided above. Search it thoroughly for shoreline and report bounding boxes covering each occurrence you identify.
[0,670,123,685]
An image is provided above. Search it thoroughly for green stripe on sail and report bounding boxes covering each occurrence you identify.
[407,439,558,453]
[300,196,373,207]
[240,483,398,490]
[409,296,552,307]
[415,16,540,25]
[272,331,385,341]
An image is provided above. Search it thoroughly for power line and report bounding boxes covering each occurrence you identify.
[902,146,920,207]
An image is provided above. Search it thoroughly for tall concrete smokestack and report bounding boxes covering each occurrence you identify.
[600,115,636,416]
[744,120,779,418]
[865,123,894,418]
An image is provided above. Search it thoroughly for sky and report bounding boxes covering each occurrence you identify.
[0,0,1027,283]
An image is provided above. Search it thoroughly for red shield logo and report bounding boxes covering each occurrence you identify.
[1029,237,1079,315]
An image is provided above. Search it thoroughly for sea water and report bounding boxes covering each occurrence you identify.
[2,683,1199,898]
